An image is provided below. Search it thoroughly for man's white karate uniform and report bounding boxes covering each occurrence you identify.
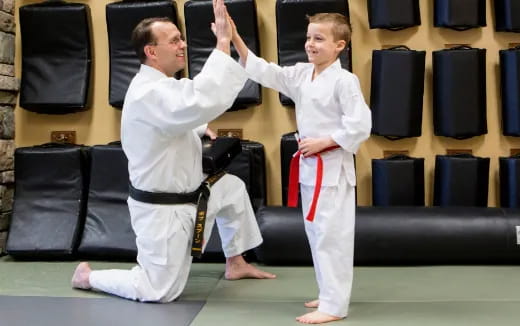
[89,49,263,302]
[244,51,371,317]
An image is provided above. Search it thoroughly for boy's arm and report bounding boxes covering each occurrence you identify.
[332,75,372,153]
[229,15,249,65]
[227,14,298,99]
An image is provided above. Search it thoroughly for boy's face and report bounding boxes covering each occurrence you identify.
[305,22,346,68]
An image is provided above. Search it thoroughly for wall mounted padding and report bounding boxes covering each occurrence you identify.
[433,154,490,207]
[433,47,487,139]
[500,156,520,208]
[255,206,311,265]
[355,206,520,265]
[280,131,300,206]
[434,0,486,30]
[500,47,520,136]
[494,0,520,32]
[372,155,424,206]
[7,144,89,259]
[370,47,425,139]
[255,206,520,265]
[226,140,267,212]
[19,2,92,113]
[184,0,260,111]
[367,0,421,30]
[77,143,137,260]
[106,0,178,109]
[276,0,351,106]
[195,139,267,263]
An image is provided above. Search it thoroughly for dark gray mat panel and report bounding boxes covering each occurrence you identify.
[0,296,204,326]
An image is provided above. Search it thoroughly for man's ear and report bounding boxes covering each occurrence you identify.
[143,44,155,61]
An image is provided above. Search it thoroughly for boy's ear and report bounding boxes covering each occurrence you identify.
[336,40,347,53]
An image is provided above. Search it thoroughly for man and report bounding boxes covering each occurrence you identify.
[71,0,275,302]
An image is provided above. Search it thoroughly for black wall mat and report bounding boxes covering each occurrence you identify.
[434,0,486,30]
[280,131,300,206]
[433,47,487,139]
[255,206,520,265]
[500,47,520,136]
[276,0,351,106]
[367,0,421,30]
[370,46,425,139]
[106,0,178,109]
[226,140,267,212]
[433,154,490,207]
[7,144,89,259]
[184,0,261,111]
[500,156,520,208]
[78,143,137,260]
[372,155,425,206]
[494,0,520,32]
[19,1,92,113]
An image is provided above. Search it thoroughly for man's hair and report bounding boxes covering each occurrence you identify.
[131,17,173,63]
[307,13,351,44]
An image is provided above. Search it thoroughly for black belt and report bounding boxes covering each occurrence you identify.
[128,170,227,258]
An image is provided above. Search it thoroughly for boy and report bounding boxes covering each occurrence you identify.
[228,13,371,324]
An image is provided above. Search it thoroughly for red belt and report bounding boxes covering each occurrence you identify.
[287,145,340,222]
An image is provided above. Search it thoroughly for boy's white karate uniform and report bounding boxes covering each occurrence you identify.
[245,50,371,317]
[88,50,263,302]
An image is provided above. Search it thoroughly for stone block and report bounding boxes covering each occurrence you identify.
[0,105,13,139]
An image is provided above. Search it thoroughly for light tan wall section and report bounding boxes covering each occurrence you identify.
[14,0,520,206]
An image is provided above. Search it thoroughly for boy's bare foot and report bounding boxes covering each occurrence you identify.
[224,255,276,280]
[296,311,343,324]
[304,299,319,308]
[71,262,92,289]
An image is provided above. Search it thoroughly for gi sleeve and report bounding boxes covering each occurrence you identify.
[244,50,299,101]
[147,49,248,135]
[331,74,372,153]
[194,124,208,137]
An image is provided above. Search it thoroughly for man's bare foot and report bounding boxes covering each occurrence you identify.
[224,255,276,280]
[296,311,343,324]
[71,262,92,289]
[304,299,319,308]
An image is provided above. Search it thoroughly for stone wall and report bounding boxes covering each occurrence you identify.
[0,0,16,254]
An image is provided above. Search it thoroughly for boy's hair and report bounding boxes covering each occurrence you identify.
[307,13,351,44]
[131,17,173,63]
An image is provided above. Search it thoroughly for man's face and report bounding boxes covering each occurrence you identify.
[148,21,186,77]
[305,22,344,67]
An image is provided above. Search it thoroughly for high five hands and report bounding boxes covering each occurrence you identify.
[212,0,232,54]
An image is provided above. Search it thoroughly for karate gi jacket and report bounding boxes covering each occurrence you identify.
[245,51,371,187]
[121,50,248,193]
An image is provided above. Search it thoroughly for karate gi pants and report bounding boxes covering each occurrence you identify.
[301,169,355,318]
[89,174,263,302]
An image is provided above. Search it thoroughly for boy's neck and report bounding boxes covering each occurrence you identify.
[312,59,337,79]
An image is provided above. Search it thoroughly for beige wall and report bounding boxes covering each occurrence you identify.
[14,0,520,206]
